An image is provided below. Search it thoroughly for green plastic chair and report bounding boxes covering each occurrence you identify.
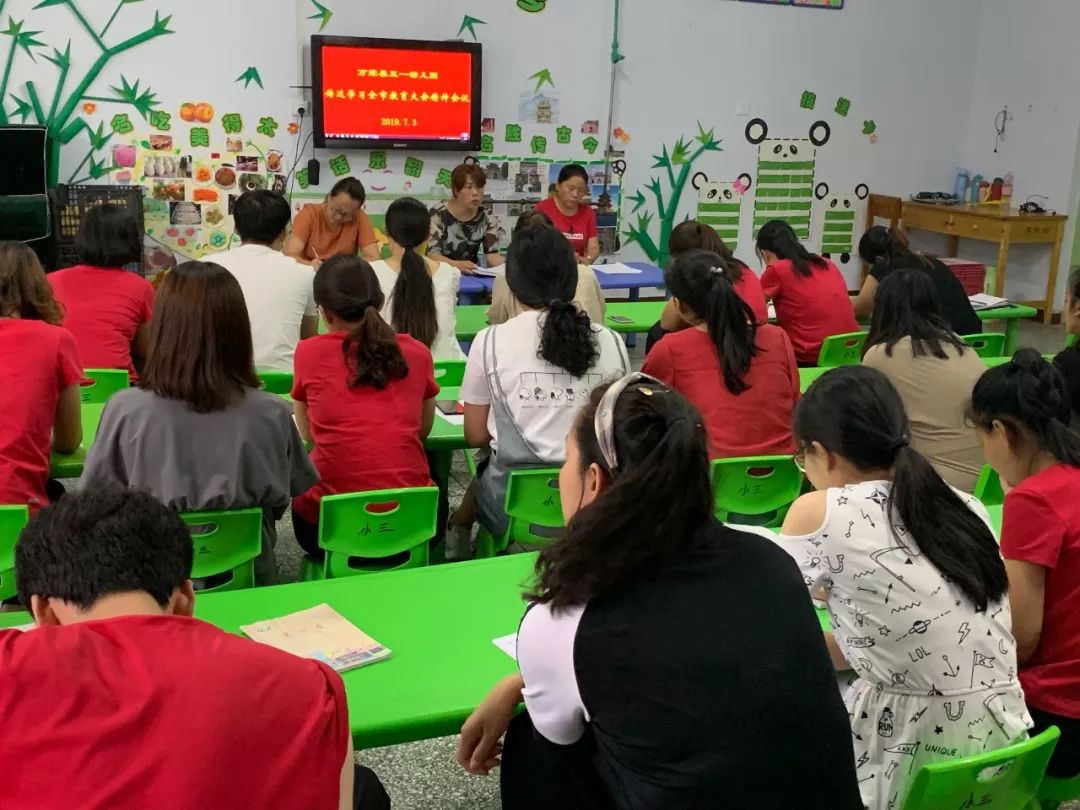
[900,726,1058,810]
[80,369,128,404]
[711,456,805,528]
[257,370,294,395]
[434,359,467,388]
[0,505,29,602]
[976,465,1005,508]
[476,468,564,558]
[816,332,867,367]
[300,487,439,580]
[180,508,263,593]
[1065,334,1078,349]
[1036,766,1080,809]
[962,333,1007,358]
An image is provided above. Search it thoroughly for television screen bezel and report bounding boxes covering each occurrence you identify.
[311,35,482,151]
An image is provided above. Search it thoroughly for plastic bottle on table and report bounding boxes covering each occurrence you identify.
[954,168,970,202]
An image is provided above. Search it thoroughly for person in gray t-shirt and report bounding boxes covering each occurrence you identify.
[83,261,317,584]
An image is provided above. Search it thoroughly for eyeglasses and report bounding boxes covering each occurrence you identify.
[562,184,588,197]
[327,203,359,221]
[793,451,807,473]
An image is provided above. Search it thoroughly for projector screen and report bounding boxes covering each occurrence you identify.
[312,36,482,151]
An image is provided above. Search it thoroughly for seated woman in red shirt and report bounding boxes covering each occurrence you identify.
[643,249,798,459]
[48,203,154,380]
[0,242,82,511]
[971,349,1080,779]
[646,220,769,353]
[291,255,440,558]
[757,220,858,365]
[533,165,599,262]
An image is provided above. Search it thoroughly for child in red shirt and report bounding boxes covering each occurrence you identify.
[971,349,1080,778]
[1,487,389,809]
[643,249,798,459]
[292,255,439,557]
[48,203,154,380]
[757,220,858,365]
[0,242,82,510]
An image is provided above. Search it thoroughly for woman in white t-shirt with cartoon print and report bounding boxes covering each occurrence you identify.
[447,224,629,554]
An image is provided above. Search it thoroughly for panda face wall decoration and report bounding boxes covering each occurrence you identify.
[692,175,751,253]
[815,183,870,264]
[745,118,830,241]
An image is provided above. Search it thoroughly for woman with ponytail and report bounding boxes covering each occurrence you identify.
[774,366,1030,809]
[290,255,439,557]
[971,349,1080,778]
[854,225,981,336]
[371,197,465,360]
[457,377,861,808]
[642,249,798,458]
[757,219,858,365]
[453,225,629,545]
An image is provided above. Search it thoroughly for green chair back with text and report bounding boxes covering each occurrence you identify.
[302,487,439,580]
[476,468,564,557]
[975,465,1005,508]
[0,505,29,602]
[180,508,263,593]
[434,359,467,388]
[900,725,1058,810]
[711,456,804,528]
[962,333,1007,358]
[80,369,129,404]
[817,332,867,367]
[257,370,294,395]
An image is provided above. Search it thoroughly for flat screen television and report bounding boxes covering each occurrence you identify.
[312,36,482,151]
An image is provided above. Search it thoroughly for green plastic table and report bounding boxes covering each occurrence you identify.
[0,553,536,749]
[455,305,489,342]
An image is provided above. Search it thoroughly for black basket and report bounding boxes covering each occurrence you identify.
[51,184,146,274]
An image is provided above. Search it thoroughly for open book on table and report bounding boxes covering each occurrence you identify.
[241,604,391,673]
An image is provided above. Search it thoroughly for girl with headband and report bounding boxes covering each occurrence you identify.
[458,374,862,808]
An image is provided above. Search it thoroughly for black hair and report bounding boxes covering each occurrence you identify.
[970,348,1080,467]
[865,268,968,360]
[755,219,827,277]
[796,367,1006,612]
[557,164,589,185]
[385,197,438,348]
[16,487,193,610]
[232,189,292,244]
[858,225,932,270]
[513,209,553,234]
[506,226,598,377]
[1068,266,1080,301]
[329,176,366,206]
[75,202,143,267]
[314,255,408,390]
[665,249,758,394]
[530,381,712,610]
[669,220,747,283]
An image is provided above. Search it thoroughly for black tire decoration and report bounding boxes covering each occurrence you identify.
[745,118,769,145]
[462,155,479,165]
[809,120,831,147]
[691,171,709,190]
[736,172,752,191]
[815,182,830,200]
[611,159,627,176]
[855,183,870,200]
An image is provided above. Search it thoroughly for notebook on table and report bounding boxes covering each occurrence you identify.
[241,604,391,673]
[969,293,1010,311]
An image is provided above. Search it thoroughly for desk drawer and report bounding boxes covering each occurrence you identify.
[903,207,1006,240]
[902,206,953,233]
[950,215,1006,240]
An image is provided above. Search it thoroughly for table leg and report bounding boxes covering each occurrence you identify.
[995,234,1010,298]
[947,236,959,258]
[1004,319,1020,356]
[1044,225,1065,324]
[626,288,639,348]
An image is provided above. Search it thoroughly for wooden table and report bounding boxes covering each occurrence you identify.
[866,195,1067,323]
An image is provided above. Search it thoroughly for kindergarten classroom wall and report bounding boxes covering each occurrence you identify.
[6,0,1076,304]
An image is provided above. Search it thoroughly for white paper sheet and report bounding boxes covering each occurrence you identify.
[591,262,642,276]
[438,413,465,427]
[968,293,1010,311]
[492,633,518,660]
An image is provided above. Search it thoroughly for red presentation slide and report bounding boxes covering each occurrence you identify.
[320,45,474,142]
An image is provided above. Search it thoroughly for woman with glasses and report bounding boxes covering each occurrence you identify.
[457,375,861,808]
[775,366,1030,810]
[533,164,600,262]
[286,177,380,267]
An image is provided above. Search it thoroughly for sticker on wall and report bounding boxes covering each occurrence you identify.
[190,127,210,148]
[150,110,171,131]
[835,97,851,117]
[612,127,631,145]
[817,184,869,262]
[457,15,486,41]
[505,123,522,143]
[235,67,264,90]
[221,113,243,135]
[528,68,555,92]
[519,92,558,124]
[404,157,424,178]
[369,151,387,169]
[517,0,547,10]
[556,126,571,144]
[530,135,547,155]
[582,136,599,155]
[480,134,494,153]
[435,167,453,188]
[745,118,829,240]
[693,176,749,252]
[296,167,310,189]
[329,154,351,176]
[623,122,722,267]
[581,120,599,135]
[308,0,334,31]
[481,117,496,133]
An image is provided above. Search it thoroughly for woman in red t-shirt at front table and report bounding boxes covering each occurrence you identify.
[290,254,440,558]
[971,350,1080,780]
[757,220,858,366]
[642,249,798,459]
[533,164,599,263]
[0,242,83,512]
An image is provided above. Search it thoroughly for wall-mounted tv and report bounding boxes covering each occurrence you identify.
[312,36,482,151]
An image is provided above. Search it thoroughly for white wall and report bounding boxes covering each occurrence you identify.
[959,0,1080,306]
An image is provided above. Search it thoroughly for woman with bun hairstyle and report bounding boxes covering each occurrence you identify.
[533,164,599,261]
[642,249,798,458]
[971,349,1080,778]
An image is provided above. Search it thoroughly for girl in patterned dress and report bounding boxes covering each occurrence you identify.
[771,366,1032,809]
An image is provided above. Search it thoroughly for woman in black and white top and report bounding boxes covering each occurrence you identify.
[457,375,862,809]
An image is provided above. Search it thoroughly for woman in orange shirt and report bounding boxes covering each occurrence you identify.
[285,177,380,266]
